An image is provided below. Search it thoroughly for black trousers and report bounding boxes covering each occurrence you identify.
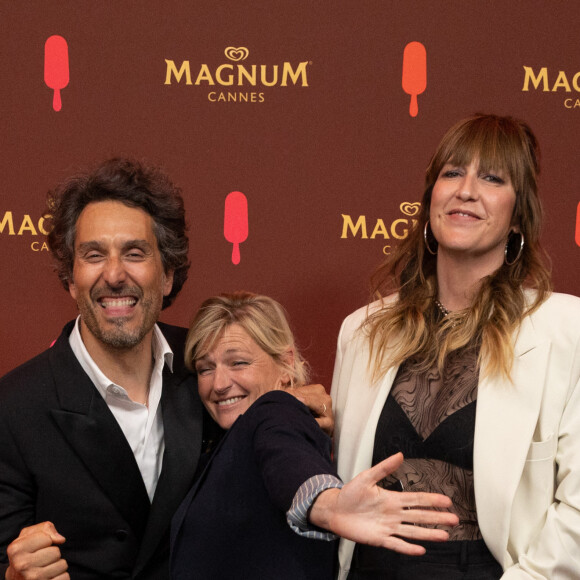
[347,539,503,580]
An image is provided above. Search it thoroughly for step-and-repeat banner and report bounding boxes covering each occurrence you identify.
[2,1,579,385]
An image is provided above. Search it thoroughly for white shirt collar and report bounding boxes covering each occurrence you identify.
[69,316,174,401]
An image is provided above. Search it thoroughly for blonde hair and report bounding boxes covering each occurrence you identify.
[185,291,310,386]
[365,114,552,381]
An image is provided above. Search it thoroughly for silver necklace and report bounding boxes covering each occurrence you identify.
[434,299,450,317]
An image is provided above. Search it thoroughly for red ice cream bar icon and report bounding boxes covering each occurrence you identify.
[224,191,248,265]
[44,35,69,112]
[402,41,426,118]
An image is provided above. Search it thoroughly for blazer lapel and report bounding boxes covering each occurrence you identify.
[335,331,399,575]
[335,332,399,482]
[134,349,203,575]
[170,419,235,546]
[474,315,550,567]
[48,324,150,539]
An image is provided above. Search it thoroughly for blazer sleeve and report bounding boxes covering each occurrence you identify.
[501,330,580,578]
[248,391,336,512]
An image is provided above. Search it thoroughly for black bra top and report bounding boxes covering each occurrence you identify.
[373,393,476,471]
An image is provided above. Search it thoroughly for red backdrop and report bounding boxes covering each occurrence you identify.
[2,1,579,386]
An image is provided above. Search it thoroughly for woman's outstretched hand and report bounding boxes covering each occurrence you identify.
[309,452,459,555]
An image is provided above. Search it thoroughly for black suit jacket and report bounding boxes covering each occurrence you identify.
[0,320,204,579]
[171,390,337,580]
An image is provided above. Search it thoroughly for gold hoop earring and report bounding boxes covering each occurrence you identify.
[423,221,438,255]
[504,231,524,265]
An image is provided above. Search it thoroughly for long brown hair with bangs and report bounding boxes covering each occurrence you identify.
[364,114,552,381]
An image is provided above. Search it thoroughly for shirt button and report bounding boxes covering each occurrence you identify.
[111,386,122,396]
[115,529,129,541]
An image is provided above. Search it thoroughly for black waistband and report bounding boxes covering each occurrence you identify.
[349,538,499,578]
[398,539,497,565]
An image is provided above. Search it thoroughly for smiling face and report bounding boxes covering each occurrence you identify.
[195,323,289,430]
[68,200,174,353]
[429,159,517,271]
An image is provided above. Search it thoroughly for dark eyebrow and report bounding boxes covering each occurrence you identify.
[76,241,105,253]
[121,240,154,253]
[76,239,153,253]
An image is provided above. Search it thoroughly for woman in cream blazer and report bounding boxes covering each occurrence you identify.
[332,292,580,578]
[331,114,580,579]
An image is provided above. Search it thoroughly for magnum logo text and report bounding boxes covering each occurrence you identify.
[165,46,311,103]
[0,211,52,251]
[341,202,421,255]
[522,66,580,109]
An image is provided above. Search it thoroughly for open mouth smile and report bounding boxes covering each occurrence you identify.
[448,209,481,219]
[98,297,137,308]
[215,396,246,407]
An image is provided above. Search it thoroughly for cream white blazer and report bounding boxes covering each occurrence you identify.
[331,292,580,579]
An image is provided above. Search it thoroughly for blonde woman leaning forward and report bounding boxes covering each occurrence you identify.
[170,292,458,580]
[331,114,580,579]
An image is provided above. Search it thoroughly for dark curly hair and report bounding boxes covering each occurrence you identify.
[46,157,190,309]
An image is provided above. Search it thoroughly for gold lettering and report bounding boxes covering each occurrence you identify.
[382,245,392,255]
[552,71,571,92]
[18,215,38,236]
[31,241,49,252]
[208,92,217,102]
[574,72,580,92]
[390,219,409,240]
[281,61,309,87]
[195,64,215,85]
[522,66,549,91]
[164,60,192,85]
[216,64,234,86]
[38,215,51,235]
[370,219,390,239]
[0,211,15,235]
[260,65,279,87]
[238,65,257,86]
[341,215,368,239]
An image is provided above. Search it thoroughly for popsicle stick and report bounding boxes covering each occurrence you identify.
[53,89,62,112]
[409,94,418,118]
[231,243,241,265]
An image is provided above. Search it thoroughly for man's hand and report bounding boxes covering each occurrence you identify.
[6,522,69,580]
[308,453,459,555]
[287,383,334,435]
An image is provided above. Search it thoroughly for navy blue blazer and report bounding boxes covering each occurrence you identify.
[171,390,337,580]
[0,320,204,580]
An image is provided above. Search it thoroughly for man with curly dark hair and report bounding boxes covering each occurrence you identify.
[0,158,201,580]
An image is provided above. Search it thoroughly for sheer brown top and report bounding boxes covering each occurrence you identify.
[373,344,481,540]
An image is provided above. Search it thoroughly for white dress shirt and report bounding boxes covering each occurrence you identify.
[69,317,173,501]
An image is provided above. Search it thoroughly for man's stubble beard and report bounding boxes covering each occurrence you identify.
[77,294,161,350]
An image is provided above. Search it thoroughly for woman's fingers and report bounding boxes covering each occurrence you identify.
[399,506,459,527]
[364,453,404,483]
[400,491,453,509]
[396,524,450,543]
[381,536,427,556]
